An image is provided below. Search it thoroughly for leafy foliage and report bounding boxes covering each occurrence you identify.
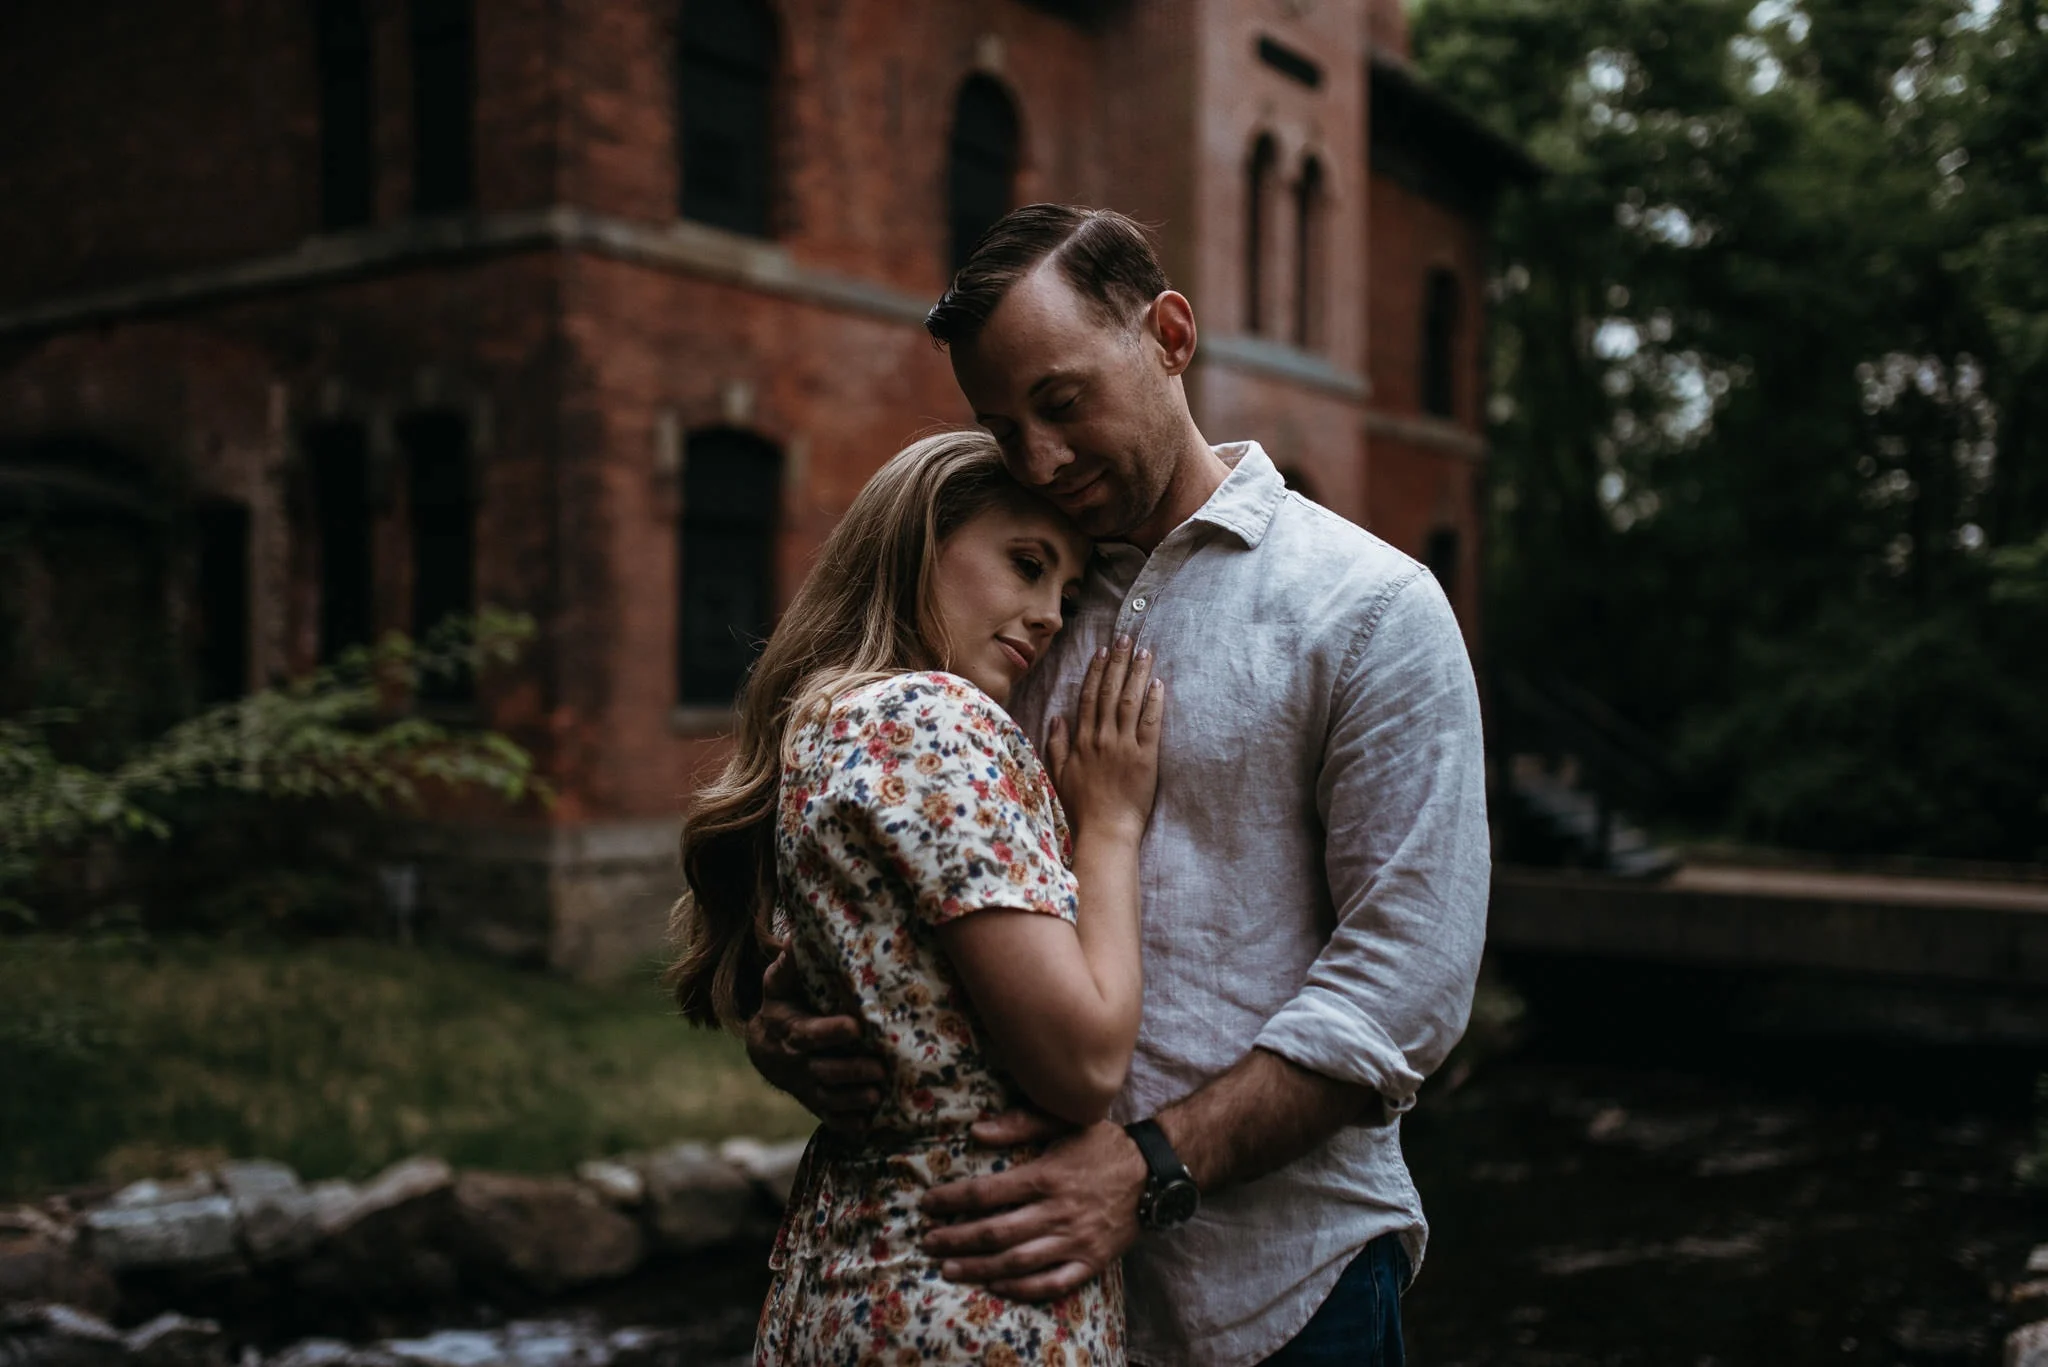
[0,610,549,927]
[1414,0,2048,859]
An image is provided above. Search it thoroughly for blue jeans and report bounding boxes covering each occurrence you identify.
[1259,1232,1411,1366]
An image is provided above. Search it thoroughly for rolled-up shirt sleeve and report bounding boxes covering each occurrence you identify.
[1252,569,1491,1114]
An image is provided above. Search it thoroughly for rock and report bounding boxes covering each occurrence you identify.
[2009,1319,2048,1367]
[718,1139,807,1207]
[636,1144,755,1253]
[108,1177,217,1210]
[0,1304,127,1367]
[216,1161,319,1265]
[306,1158,460,1304]
[451,1173,644,1293]
[0,1231,117,1313]
[24,1306,123,1344]
[2030,1244,2048,1275]
[573,1161,644,1208]
[333,1158,453,1235]
[80,1195,239,1273]
[121,1313,225,1367]
[265,1341,400,1367]
[305,1182,360,1236]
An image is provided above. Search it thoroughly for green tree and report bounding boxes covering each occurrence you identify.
[1414,0,2048,859]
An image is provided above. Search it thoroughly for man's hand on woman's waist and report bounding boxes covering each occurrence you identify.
[745,948,886,1135]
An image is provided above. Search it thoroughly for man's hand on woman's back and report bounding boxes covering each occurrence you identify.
[746,948,886,1134]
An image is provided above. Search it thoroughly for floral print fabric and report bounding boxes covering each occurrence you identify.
[755,671,1125,1366]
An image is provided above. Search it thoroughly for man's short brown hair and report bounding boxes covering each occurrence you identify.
[925,204,1171,350]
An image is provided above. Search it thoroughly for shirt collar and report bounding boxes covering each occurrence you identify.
[1090,440,1287,578]
[1188,441,1286,548]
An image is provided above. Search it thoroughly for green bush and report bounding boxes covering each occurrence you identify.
[0,610,548,931]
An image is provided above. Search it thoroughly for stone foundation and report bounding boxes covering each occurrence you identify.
[390,819,681,982]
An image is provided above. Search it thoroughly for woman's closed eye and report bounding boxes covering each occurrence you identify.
[1013,553,1047,583]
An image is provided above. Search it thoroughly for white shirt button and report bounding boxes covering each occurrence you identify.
[1131,596,1149,613]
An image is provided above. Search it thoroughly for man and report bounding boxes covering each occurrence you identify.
[746,204,1489,1365]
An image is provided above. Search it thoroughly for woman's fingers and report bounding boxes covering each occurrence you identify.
[1118,647,1153,735]
[1044,716,1070,783]
[1137,676,1165,744]
[1094,636,1133,740]
[1073,645,1106,747]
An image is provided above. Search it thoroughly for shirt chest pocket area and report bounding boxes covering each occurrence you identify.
[1151,622,1322,827]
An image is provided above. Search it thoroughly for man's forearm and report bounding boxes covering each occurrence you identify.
[1153,1047,1383,1193]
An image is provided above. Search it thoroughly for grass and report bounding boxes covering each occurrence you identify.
[0,936,812,1200]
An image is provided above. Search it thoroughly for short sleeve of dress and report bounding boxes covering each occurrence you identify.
[818,674,1079,929]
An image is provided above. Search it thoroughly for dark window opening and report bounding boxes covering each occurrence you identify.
[1293,156,1325,350]
[411,0,475,214]
[679,429,780,707]
[679,0,776,236]
[317,0,375,228]
[194,500,250,703]
[1256,36,1323,89]
[947,76,1020,273]
[307,421,375,664]
[403,411,476,702]
[1423,268,1461,418]
[1425,525,1460,603]
[1246,135,1277,334]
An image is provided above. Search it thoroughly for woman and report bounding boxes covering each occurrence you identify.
[668,429,1162,1366]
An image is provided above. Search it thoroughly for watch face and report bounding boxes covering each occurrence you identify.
[1153,1179,1201,1227]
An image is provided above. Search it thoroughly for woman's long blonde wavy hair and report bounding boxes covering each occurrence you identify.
[666,429,1053,1030]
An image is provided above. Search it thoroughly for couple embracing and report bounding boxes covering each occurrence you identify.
[670,204,1490,1367]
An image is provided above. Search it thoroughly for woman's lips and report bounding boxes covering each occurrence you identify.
[996,639,1032,673]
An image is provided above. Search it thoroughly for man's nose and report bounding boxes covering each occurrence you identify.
[1014,426,1074,487]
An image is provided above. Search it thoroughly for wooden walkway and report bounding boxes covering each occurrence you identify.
[1489,864,2048,988]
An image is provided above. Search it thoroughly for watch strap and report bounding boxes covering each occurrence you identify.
[1124,1118,1188,1184]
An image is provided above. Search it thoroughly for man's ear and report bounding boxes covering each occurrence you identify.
[1145,290,1198,377]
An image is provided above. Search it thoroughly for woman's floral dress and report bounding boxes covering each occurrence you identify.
[755,671,1125,1367]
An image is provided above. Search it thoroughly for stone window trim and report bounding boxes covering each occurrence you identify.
[668,703,740,737]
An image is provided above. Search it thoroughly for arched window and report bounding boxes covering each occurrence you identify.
[402,411,476,700]
[1293,156,1325,350]
[679,0,776,237]
[1422,268,1461,419]
[410,0,475,213]
[1245,135,1278,334]
[316,0,374,229]
[678,429,781,706]
[306,420,374,664]
[947,76,1020,273]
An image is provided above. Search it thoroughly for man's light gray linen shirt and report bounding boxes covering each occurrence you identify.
[1007,442,1490,1367]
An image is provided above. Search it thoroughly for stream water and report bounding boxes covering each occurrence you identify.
[1398,999,2045,1366]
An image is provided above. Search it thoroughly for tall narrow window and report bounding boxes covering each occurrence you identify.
[1422,269,1461,418]
[194,500,251,703]
[411,0,475,213]
[1245,135,1277,334]
[317,0,374,228]
[947,76,1019,272]
[307,420,374,663]
[679,0,776,236]
[403,412,476,700]
[1293,156,1325,350]
[678,429,780,706]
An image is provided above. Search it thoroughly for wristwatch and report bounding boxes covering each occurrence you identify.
[1124,1119,1201,1230]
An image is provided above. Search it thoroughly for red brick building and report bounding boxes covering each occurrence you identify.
[0,0,1531,975]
